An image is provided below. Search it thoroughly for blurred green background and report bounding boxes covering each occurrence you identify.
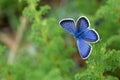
[0,0,120,80]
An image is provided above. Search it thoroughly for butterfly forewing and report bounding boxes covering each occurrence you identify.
[59,19,76,35]
[81,29,99,42]
[77,39,92,59]
[76,16,90,33]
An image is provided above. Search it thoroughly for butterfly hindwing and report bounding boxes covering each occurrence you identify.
[76,16,90,33]
[59,19,76,35]
[81,29,99,42]
[77,39,92,59]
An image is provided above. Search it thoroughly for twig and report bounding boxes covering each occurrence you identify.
[7,16,28,65]
[0,33,14,48]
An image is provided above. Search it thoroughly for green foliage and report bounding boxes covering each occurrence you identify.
[95,0,120,40]
[0,0,75,80]
[106,35,120,50]
[75,0,120,80]
[75,44,120,80]
[0,0,120,80]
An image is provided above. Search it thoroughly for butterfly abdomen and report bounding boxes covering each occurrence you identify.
[75,29,89,39]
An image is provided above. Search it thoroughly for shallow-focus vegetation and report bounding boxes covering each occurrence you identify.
[0,0,120,80]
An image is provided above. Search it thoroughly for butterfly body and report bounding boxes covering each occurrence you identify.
[59,16,99,59]
[75,29,89,39]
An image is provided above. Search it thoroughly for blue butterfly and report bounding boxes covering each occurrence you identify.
[59,16,99,59]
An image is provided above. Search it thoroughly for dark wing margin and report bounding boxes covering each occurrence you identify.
[59,18,76,35]
[77,39,92,59]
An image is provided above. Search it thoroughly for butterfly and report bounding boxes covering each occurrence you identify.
[59,16,99,59]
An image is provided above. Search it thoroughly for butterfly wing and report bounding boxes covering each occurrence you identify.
[59,18,76,35]
[81,29,99,42]
[76,16,90,33]
[77,39,92,59]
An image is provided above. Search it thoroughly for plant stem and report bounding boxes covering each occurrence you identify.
[7,16,28,65]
